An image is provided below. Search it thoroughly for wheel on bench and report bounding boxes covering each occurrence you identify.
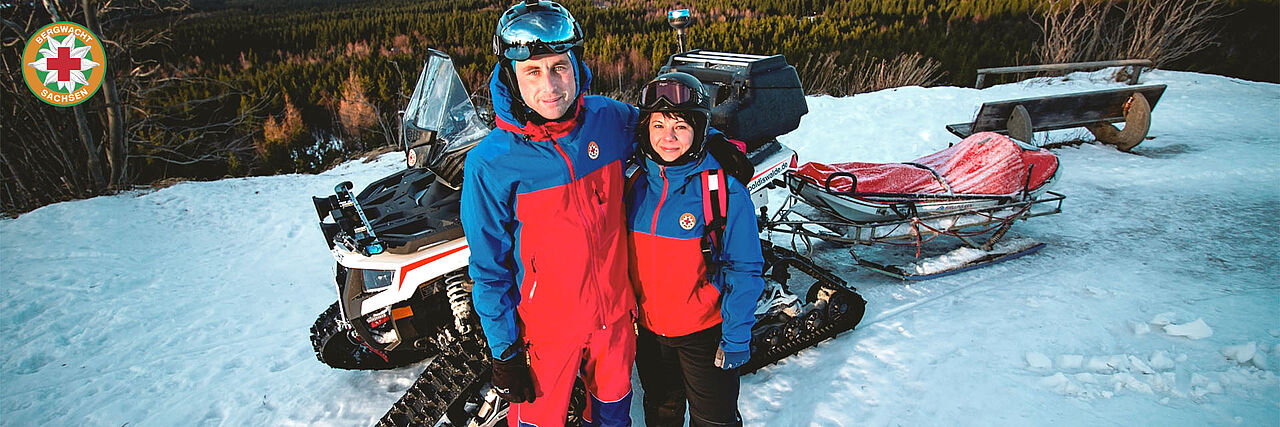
[1007,104,1033,144]
[1085,92,1152,152]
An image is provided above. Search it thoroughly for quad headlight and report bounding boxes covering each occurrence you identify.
[361,269,395,292]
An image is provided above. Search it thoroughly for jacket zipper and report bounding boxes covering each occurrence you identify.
[649,167,670,334]
[527,257,538,300]
[552,139,607,330]
[650,167,669,235]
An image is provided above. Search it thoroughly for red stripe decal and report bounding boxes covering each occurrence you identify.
[398,245,469,289]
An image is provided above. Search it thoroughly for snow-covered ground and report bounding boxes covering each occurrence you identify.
[2,69,1277,426]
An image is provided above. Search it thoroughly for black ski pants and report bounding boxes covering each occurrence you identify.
[636,324,743,427]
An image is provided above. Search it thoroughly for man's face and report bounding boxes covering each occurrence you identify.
[513,53,577,121]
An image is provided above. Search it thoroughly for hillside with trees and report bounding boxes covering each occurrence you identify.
[2,0,1276,213]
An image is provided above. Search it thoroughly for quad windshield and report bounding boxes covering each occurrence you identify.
[401,49,488,168]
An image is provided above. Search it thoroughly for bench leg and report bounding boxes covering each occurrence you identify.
[1007,104,1033,144]
[1085,92,1152,152]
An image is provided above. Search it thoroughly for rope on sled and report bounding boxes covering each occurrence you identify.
[891,201,1036,257]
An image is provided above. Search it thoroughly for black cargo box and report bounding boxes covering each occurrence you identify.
[660,50,808,151]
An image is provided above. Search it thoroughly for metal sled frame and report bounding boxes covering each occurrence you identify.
[764,171,1065,279]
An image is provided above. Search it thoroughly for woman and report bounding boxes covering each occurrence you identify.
[626,72,766,427]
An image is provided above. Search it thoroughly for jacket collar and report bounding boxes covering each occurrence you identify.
[643,153,720,191]
[493,97,584,141]
[489,51,593,142]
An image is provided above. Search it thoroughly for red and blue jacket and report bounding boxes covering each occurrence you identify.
[626,153,765,353]
[461,57,639,359]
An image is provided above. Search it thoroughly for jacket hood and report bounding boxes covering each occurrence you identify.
[642,150,722,192]
[489,50,593,136]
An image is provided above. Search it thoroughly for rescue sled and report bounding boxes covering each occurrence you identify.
[763,132,1066,280]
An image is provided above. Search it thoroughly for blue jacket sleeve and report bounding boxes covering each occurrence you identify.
[715,180,766,353]
[460,143,522,359]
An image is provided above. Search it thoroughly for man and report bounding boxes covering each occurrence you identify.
[460,1,638,426]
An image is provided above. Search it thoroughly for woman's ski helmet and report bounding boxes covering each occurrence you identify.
[638,72,712,166]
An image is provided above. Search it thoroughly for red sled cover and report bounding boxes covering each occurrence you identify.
[796,132,1058,195]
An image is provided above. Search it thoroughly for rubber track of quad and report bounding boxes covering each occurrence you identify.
[739,284,866,374]
[309,302,433,370]
[740,244,868,375]
[377,336,490,427]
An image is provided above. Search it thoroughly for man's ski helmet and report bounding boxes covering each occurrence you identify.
[493,0,584,62]
[638,72,712,166]
[492,0,586,123]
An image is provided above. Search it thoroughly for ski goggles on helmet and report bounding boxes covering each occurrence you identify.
[494,5,584,61]
[640,79,703,110]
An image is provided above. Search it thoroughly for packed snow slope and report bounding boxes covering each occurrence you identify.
[2,69,1277,426]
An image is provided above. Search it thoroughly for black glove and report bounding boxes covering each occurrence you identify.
[491,350,535,403]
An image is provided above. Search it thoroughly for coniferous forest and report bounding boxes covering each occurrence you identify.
[2,0,1276,214]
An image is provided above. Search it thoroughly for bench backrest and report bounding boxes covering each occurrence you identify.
[970,85,1166,134]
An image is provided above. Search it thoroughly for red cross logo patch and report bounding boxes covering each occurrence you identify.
[22,22,105,107]
[679,212,696,230]
[587,141,600,160]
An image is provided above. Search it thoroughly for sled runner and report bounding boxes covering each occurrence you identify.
[764,132,1066,280]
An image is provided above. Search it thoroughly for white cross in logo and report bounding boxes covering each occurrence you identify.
[679,213,696,230]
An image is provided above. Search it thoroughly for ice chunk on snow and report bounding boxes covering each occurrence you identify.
[1251,352,1268,370]
[1113,373,1154,394]
[1220,342,1269,369]
[1149,351,1175,371]
[1074,372,1097,383]
[1129,355,1155,374]
[1087,355,1126,373]
[1164,318,1213,340]
[1188,372,1224,399]
[1058,354,1084,370]
[1222,342,1257,364]
[1151,372,1179,396]
[1026,352,1053,370]
[1040,372,1069,388]
[1040,373,1091,397]
[1132,321,1151,336]
[1150,312,1178,326]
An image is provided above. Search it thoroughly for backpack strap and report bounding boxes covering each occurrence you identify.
[624,170,640,203]
[700,169,730,278]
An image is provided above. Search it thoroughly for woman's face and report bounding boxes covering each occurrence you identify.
[648,112,694,163]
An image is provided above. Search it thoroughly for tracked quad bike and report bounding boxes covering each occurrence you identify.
[307,49,866,426]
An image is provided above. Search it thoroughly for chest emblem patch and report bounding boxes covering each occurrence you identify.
[587,141,599,159]
[679,212,696,231]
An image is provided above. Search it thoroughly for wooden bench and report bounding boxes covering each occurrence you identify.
[946,84,1167,151]
[974,59,1154,89]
